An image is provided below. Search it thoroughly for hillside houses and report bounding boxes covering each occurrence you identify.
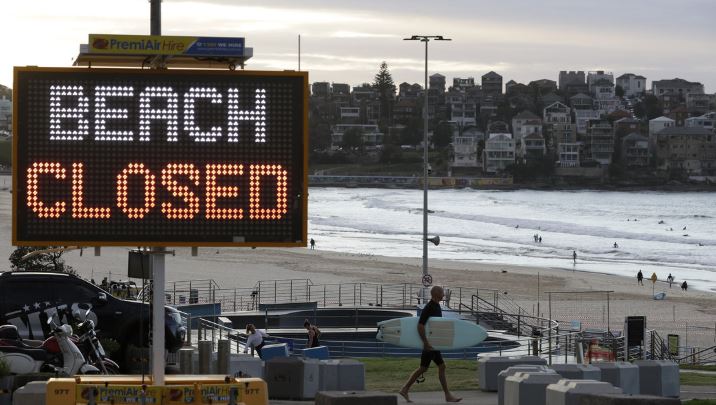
[309,69,715,177]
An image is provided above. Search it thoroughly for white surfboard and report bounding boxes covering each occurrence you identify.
[376,316,488,350]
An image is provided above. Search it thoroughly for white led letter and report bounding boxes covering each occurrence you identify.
[183,87,223,142]
[227,88,267,143]
[49,85,90,141]
[139,86,179,142]
[94,85,134,141]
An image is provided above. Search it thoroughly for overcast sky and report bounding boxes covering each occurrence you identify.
[2,0,715,92]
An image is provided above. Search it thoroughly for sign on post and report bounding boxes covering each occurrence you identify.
[13,67,308,247]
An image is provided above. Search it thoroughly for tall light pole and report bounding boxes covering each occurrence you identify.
[404,35,450,291]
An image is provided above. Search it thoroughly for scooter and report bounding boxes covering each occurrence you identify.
[0,314,100,375]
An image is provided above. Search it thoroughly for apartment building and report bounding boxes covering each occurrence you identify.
[650,127,716,174]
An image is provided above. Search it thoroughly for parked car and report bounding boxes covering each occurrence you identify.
[0,271,185,371]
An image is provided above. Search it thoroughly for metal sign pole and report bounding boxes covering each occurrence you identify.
[151,248,166,385]
[149,0,165,386]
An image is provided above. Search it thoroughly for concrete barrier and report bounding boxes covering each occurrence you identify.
[633,360,679,397]
[593,362,639,394]
[178,347,194,374]
[497,365,553,405]
[545,379,622,405]
[198,340,213,374]
[319,359,365,391]
[228,353,264,379]
[477,355,547,391]
[574,393,681,404]
[315,391,396,405]
[551,364,601,380]
[12,381,47,405]
[503,371,563,405]
[266,357,320,400]
[217,339,231,374]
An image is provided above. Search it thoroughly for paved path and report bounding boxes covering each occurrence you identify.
[269,385,716,404]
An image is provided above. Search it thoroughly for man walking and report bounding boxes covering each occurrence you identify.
[637,270,644,286]
[399,286,461,403]
[310,238,316,250]
[572,250,577,264]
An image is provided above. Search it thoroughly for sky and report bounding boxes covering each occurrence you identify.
[2,0,715,92]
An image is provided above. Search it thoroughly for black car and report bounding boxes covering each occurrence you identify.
[0,271,185,369]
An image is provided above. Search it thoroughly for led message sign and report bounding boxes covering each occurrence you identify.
[13,67,307,246]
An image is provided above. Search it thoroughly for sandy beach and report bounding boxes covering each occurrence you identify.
[1,189,714,348]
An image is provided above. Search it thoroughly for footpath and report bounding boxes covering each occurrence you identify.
[269,385,716,404]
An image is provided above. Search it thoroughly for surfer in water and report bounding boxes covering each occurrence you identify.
[399,286,462,403]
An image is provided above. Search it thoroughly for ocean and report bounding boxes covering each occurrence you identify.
[308,187,716,292]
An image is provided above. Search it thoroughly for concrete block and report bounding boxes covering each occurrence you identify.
[593,362,640,394]
[551,364,601,380]
[634,360,679,397]
[315,391,396,405]
[303,345,330,360]
[545,379,622,405]
[229,353,264,379]
[266,357,320,400]
[12,381,47,405]
[497,365,553,405]
[319,360,340,391]
[477,355,547,392]
[575,393,680,404]
[503,371,563,405]
[261,343,289,361]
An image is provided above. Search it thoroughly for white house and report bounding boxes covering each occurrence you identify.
[648,116,676,136]
[482,133,515,173]
[451,127,483,168]
[511,110,542,142]
[543,102,571,124]
[616,73,646,97]
[685,112,715,132]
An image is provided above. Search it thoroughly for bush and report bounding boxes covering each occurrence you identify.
[0,357,10,377]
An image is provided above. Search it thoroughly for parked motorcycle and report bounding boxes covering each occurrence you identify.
[0,314,100,376]
[73,309,120,374]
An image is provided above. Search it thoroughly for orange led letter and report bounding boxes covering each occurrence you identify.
[205,164,243,219]
[116,163,156,219]
[161,163,201,219]
[249,164,288,220]
[71,163,111,219]
[26,162,67,218]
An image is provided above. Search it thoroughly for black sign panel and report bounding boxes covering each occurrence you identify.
[13,67,307,246]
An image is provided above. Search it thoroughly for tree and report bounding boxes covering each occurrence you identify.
[633,95,663,120]
[9,246,76,274]
[615,85,625,98]
[432,122,454,150]
[341,127,364,152]
[400,117,423,146]
[372,62,396,129]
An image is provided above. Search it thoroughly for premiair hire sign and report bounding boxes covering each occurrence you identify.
[12,67,308,247]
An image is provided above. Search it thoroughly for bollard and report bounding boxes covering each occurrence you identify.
[199,340,213,374]
[218,339,231,374]
[179,347,194,374]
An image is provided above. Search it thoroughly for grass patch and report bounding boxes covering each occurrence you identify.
[684,401,716,404]
[682,364,716,372]
[681,372,716,386]
[359,357,478,392]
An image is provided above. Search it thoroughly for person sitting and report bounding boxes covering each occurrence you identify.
[244,324,267,358]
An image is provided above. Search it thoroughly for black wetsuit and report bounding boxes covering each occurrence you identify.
[418,300,444,368]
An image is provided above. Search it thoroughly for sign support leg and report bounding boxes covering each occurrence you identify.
[151,247,166,385]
